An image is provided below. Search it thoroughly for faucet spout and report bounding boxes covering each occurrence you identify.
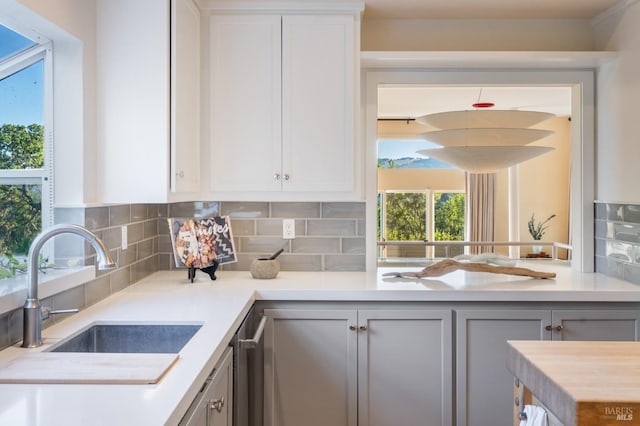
[22,224,116,348]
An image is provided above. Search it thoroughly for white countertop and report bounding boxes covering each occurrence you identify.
[0,262,639,425]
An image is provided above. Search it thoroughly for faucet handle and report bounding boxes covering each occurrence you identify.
[41,307,79,321]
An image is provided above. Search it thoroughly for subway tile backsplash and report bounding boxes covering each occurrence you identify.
[162,201,366,274]
[595,201,640,284]
[0,200,364,348]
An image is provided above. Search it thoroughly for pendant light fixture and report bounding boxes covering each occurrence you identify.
[417,128,553,147]
[416,146,555,173]
[414,90,556,173]
[416,109,555,130]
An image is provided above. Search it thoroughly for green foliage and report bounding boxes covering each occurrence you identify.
[0,253,27,279]
[377,158,396,169]
[0,124,44,278]
[0,184,41,255]
[380,192,465,243]
[0,124,44,169]
[527,213,556,240]
[385,193,426,240]
[433,193,465,241]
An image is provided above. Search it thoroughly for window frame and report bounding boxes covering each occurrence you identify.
[378,188,466,259]
[0,30,54,257]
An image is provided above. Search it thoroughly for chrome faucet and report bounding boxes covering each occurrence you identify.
[22,224,116,348]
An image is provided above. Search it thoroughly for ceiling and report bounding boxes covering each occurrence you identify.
[358,0,621,20]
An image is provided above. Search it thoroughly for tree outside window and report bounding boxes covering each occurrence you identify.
[378,191,465,259]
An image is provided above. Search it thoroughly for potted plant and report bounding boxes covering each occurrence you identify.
[527,213,556,254]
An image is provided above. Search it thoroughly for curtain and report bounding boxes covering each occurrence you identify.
[466,173,496,254]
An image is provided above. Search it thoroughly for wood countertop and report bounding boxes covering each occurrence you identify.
[507,340,640,426]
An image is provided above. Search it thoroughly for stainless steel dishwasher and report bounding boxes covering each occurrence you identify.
[231,307,266,426]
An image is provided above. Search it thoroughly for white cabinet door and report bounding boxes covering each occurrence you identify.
[358,310,453,426]
[98,0,201,201]
[97,0,171,202]
[209,14,282,192]
[456,309,550,426]
[281,15,356,193]
[171,0,201,193]
[263,309,358,426]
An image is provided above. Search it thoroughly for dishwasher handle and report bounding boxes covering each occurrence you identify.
[238,315,267,349]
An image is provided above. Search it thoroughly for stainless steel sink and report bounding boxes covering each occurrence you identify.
[47,322,202,353]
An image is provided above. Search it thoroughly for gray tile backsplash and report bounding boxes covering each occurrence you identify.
[595,201,640,285]
[159,201,366,273]
[271,202,321,218]
[0,201,364,349]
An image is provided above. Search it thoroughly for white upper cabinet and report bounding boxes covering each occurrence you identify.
[208,4,362,199]
[171,0,202,193]
[281,15,356,193]
[209,14,282,192]
[97,0,201,202]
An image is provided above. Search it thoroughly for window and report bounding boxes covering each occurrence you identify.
[0,22,52,278]
[377,137,465,261]
[378,190,465,259]
[433,192,465,257]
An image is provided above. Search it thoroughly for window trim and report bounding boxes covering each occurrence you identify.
[0,31,53,258]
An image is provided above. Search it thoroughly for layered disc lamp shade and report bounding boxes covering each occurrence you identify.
[415,110,556,173]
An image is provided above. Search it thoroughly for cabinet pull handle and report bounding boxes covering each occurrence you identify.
[545,324,564,331]
[239,316,268,349]
[349,325,356,331]
[210,397,224,413]
[359,325,368,332]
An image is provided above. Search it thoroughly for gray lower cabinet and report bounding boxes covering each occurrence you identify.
[180,347,234,426]
[550,309,640,341]
[456,309,550,426]
[456,308,640,426]
[263,308,453,426]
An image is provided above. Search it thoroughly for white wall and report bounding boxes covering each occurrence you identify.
[518,117,572,248]
[362,18,595,51]
[593,1,640,202]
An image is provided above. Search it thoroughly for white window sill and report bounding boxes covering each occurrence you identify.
[0,266,95,316]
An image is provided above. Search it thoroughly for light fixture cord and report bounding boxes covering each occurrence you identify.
[475,88,483,108]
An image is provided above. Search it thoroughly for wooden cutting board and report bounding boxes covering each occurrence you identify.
[508,340,640,426]
[0,352,179,384]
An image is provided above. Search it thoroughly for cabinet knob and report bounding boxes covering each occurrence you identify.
[349,325,356,331]
[176,171,185,178]
[210,397,224,413]
[359,325,368,332]
[274,173,281,181]
[283,174,290,181]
